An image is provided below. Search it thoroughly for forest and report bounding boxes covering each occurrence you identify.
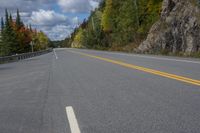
[0,9,51,56]
[62,0,163,52]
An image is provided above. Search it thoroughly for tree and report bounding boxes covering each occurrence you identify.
[16,9,23,29]
[1,17,4,31]
[34,31,49,50]
[101,0,113,32]
[5,9,9,28]
[0,9,50,55]
[112,0,138,46]
[2,9,12,55]
[65,0,163,51]
[7,13,19,54]
[9,14,13,24]
[72,28,84,48]
[0,17,4,56]
[29,24,32,32]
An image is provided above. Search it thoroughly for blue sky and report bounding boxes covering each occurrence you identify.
[0,0,101,40]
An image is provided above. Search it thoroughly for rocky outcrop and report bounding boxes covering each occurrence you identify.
[138,0,200,55]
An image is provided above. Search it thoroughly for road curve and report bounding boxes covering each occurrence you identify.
[0,48,200,133]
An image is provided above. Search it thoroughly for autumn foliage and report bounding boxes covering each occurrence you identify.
[0,9,50,56]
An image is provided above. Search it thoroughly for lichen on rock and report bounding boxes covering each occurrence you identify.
[138,0,200,55]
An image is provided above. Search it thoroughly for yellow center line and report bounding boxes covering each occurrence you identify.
[69,50,200,86]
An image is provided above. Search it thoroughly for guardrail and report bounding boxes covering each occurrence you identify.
[0,49,52,64]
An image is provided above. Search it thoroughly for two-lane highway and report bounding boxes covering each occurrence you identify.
[0,48,200,133]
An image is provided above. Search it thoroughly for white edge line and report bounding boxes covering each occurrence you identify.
[69,49,200,64]
[90,50,200,65]
[118,53,200,64]
[66,106,81,133]
[53,49,58,59]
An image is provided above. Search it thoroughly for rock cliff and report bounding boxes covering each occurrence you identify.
[138,0,200,55]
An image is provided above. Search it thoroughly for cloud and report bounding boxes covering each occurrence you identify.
[0,0,101,40]
[71,17,80,27]
[47,25,74,40]
[0,0,56,20]
[45,16,79,41]
[58,0,100,13]
[90,1,100,9]
[29,9,68,26]
[27,9,78,41]
[0,0,56,13]
[58,0,91,13]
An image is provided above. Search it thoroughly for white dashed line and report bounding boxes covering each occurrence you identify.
[66,106,81,133]
[53,49,58,59]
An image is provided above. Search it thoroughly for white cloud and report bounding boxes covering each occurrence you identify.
[19,12,31,17]
[58,0,100,13]
[89,0,100,10]
[46,25,73,41]
[0,0,56,15]
[71,17,80,26]
[27,9,75,40]
[0,0,102,40]
[30,9,68,26]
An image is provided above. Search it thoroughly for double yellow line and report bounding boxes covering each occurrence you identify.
[70,51,200,87]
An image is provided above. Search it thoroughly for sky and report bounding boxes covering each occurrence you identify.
[0,0,101,41]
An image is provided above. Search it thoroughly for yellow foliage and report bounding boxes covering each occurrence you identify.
[101,0,113,32]
[72,29,84,48]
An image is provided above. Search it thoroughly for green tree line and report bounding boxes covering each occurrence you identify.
[63,0,163,51]
[0,9,51,56]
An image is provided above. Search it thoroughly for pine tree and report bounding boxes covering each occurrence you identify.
[3,10,19,55]
[2,9,11,55]
[134,0,139,28]
[9,14,13,25]
[5,9,9,29]
[16,9,23,29]
[1,17,4,31]
[0,17,4,56]
[29,24,32,32]
[1,9,49,55]
[10,14,19,54]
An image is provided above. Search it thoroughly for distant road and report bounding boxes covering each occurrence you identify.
[0,48,200,133]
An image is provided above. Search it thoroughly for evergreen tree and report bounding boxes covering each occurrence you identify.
[1,17,4,31]
[9,14,13,24]
[111,0,137,46]
[4,10,18,54]
[29,24,32,32]
[67,0,163,51]
[2,9,11,55]
[5,9,9,30]
[0,9,50,55]
[0,17,4,56]
[10,15,19,54]
[16,9,23,29]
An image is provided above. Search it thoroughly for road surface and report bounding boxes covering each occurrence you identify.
[0,48,200,133]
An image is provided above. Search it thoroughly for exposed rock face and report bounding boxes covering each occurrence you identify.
[138,0,200,55]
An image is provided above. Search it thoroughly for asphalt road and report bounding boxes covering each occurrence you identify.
[0,48,200,133]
